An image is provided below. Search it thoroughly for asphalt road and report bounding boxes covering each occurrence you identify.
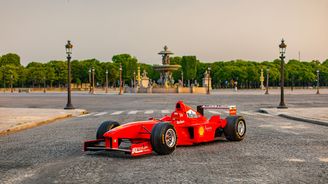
[0,92,328,183]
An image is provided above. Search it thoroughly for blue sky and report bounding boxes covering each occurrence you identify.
[0,0,327,65]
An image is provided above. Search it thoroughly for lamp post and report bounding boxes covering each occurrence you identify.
[133,71,136,88]
[88,68,91,93]
[3,73,5,93]
[10,75,13,93]
[91,67,95,94]
[181,71,184,87]
[278,39,287,109]
[105,69,108,93]
[291,75,294,91]
[207,67,211,95]
[43,76,46,93]
[119,63,123,95]
[316,70,320,94]
[265,68,270,94]
[64,40,74,109]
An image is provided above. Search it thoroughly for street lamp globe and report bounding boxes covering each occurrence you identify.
[106,70,108,74]
[317,70,319,74]
[279,39,287,55]
[65,40,73,55]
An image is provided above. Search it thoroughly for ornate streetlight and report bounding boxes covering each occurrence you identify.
[133,71,136,88]
[278,39,287,109]
[10,75,13,93]
[105,69,108,93]
[207,67,211,95]
[119,63,123,95]
[181,71,184,87]
[316,70,320,94]
[265,68,270,94]
[291,75,294,91]
[64,40,74,109]
[43,76,46,93]
[92,67,95,94]
[88,68,91,93]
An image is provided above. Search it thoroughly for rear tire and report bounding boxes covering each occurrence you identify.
[224,116,246,141]
[150,122,177,155]
[96,120,120,139]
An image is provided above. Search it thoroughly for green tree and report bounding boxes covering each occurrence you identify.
[112,54,138,85]
[181,56,198,86]
[0,53,21,66]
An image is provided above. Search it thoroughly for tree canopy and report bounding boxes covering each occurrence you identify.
[0,52,327,88]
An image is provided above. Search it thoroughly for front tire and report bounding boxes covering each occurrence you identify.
[224,116,246,141]
[150,122,177,155]
[96,120,120,139]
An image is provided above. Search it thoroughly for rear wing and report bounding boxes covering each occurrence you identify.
[197,105,237,116]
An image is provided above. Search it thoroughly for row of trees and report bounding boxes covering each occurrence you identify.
[1,53,328,89]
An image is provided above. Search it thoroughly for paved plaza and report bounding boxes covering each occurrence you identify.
[0,90,328,183]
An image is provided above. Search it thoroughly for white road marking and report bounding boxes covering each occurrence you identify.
[128,110,139,115]
[318,158,328,163]
[111,111,124,115]
[259,124,274,128]
[94,112,108,116]
[286,158,305,162]
[161,110,170,114]
[78,112,96,117]
[145,110,154,114]
[209,110,221,115]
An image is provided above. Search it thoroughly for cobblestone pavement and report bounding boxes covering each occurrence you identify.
[0,93,327,183]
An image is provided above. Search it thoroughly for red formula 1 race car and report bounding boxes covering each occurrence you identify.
[84,101,246,156]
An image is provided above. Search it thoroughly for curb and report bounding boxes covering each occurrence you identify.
[259,108,328,127]
[278,114,328,127]
[0,110,87,136]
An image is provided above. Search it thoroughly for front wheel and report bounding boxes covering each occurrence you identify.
[224,116,246,141]
[150,122,177,155]
[96,120,120,139]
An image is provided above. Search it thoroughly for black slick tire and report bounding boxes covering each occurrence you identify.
[150,122,177,155]
[224,116,246,141]
[96,120,120,139]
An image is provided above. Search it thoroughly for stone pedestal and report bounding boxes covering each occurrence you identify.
[202,77,212,89]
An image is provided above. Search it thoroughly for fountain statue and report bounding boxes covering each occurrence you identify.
[153,46,181,87]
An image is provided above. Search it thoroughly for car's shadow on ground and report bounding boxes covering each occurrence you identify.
[85,138,232,159]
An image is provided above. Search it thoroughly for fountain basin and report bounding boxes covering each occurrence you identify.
[153,64,181,72]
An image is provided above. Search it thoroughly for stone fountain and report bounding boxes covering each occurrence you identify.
[153,46,181,87]
[128,45,209,94]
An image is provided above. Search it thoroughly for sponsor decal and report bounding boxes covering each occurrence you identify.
[198,126,205,136]
[176,120,185,124]
[205,126,212,131]
[132,146,150,154]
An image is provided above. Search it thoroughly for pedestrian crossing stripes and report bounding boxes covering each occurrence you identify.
[145,110,154,114]
[128,110,139,115]
[111,111,124,115]
[94,112,108,116]
[208,110,221,115]
[78,110,272,117]
[161,110,170,114]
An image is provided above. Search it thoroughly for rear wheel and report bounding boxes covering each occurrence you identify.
[150,122,177,155]
[224,116,246,141]
[96,120,120,139]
